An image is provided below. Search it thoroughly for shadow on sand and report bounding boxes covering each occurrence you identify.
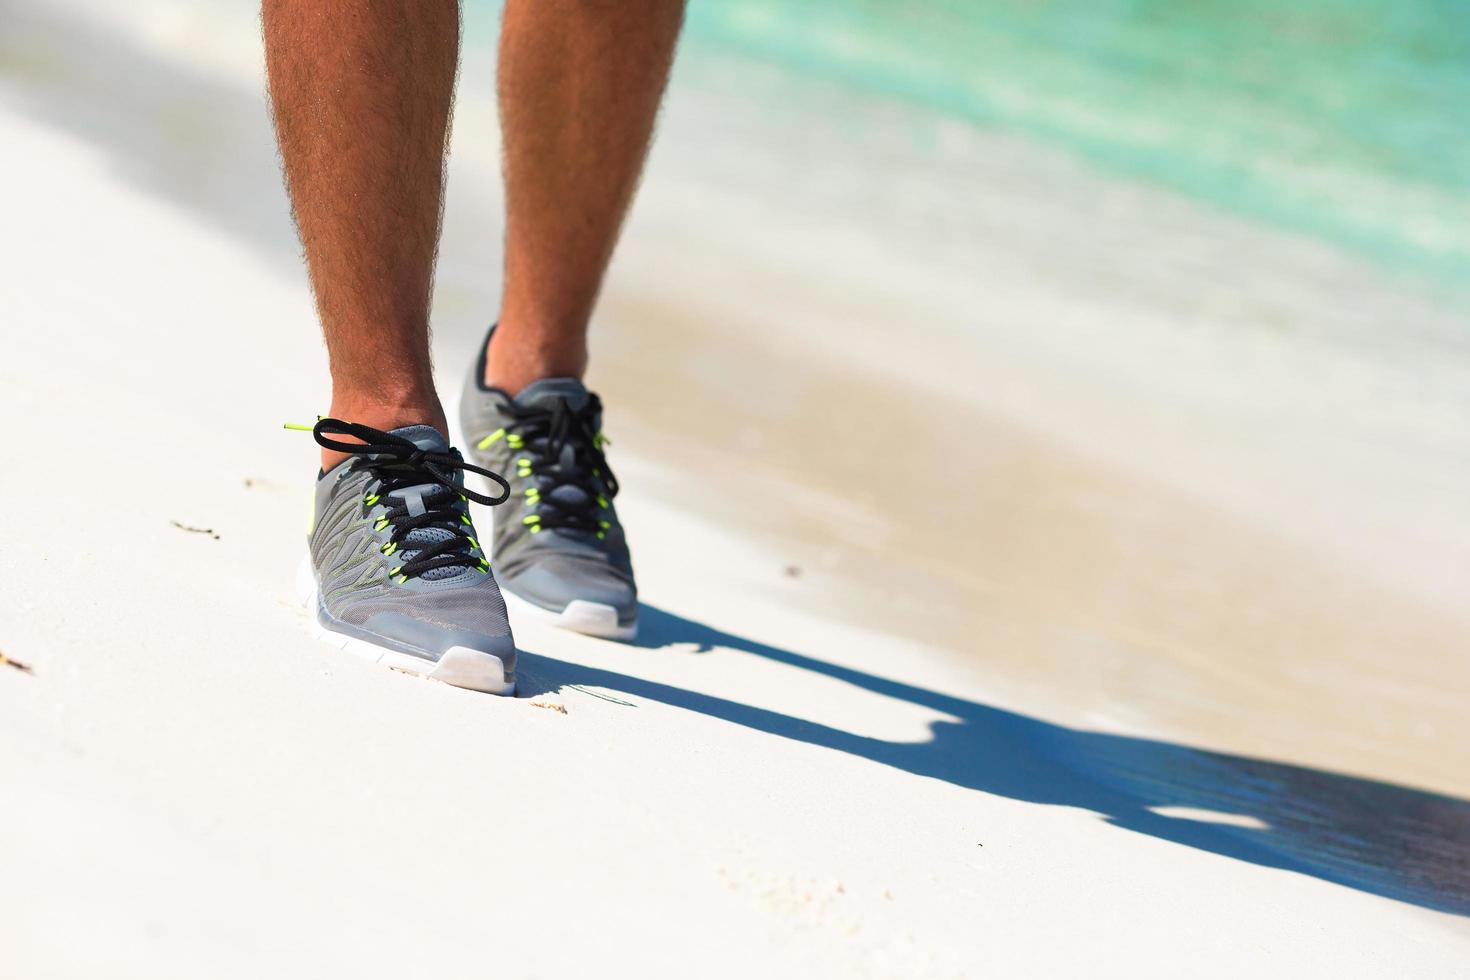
[516,603,1470,917]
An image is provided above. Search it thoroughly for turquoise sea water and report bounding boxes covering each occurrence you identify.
[680,1,1470,284]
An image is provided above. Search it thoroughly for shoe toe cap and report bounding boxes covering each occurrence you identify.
[361,611,517,668]
[503,557,637,620]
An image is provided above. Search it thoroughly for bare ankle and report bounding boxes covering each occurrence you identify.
[483,321,588,394]
[321,392,448,472]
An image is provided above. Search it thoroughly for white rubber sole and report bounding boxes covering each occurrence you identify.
[502,589,638,642]
[295,560,516,696]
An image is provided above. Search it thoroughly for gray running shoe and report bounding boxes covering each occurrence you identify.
[294,419,517,694]
[459,331,638,640]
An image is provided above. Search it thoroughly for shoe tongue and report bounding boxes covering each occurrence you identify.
[380,425,467,580]
[387,424,450,453]
[379,425,458,499]
[515,378,591,413]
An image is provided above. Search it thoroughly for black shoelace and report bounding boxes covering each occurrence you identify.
[314,419,510,580]
[504,394,619,535]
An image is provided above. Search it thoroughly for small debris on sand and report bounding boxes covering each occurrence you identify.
[567,684,636,707]
[170,520,220,541]
[1,650,34,674]
[783,564,802,578]
[528,698,568,714]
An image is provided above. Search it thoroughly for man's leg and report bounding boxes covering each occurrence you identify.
[263,0,460,469]
[487,0,686,393]
[266,2,520,694]
[456,0,684,641]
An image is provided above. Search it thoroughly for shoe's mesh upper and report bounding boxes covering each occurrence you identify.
[400,525,464,581]
[334,583,511,637]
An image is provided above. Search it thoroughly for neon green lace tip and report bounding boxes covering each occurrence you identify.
[598,520,611,530]
[596,531,606,541]
[476,428,506,450]
[461,514,472,525]
[364,494,380,506]
[597,495,609,509]
[282,422,315,432]
[529,525,541,534]
[374,518,389,531]
[380,542,397,556]
[468,536,479,550]
[395,574,408,584]
[506,433,524,448]
[522,515,541,525]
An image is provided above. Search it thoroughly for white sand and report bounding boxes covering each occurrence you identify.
[3,2,1469,976]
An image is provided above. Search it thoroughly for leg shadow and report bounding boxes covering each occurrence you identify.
[513,603,1470,916]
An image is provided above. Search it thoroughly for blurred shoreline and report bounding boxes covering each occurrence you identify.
[676,0,1470,286]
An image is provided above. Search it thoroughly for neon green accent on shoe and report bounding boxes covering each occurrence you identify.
[374,517,390,531]
[598,520,611,530]
[506,433,524,448]
[522,515,541,525]
[476,428,506,449]
[529,525,541,534]
[596,531,606,540]
[461,514,472,525]
[593,432,609,449]
[364,493,380,506]
[597,495,609,509]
